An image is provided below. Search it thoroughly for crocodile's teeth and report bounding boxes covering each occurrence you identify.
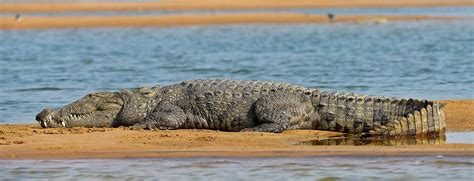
[42,121,47,128]
[48,115,52,120]
[61,121,66,127]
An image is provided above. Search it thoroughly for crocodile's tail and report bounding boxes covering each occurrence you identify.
[313,91,446,137]
[367,99,447,137]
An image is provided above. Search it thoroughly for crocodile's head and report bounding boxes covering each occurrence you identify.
[36,92,124,128]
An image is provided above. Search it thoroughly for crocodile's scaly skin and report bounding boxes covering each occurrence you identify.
[36,79,446,137]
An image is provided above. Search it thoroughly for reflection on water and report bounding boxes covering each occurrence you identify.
[0,156,472,180]
[301,135,446,146]
[302,132,474,146]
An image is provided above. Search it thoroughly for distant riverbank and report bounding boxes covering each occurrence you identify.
[1,13,469,30]
[1,0,472,13]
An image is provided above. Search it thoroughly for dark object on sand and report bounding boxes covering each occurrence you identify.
[327,13,336,22]
[15,13,21,21]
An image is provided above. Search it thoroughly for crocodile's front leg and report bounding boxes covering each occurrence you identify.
[132,103,186,130]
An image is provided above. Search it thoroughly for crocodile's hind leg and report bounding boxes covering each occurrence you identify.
[242,93,315,133]
[132,103,186,130]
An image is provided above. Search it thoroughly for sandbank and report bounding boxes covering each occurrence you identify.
[0,14,468,30]
[0,0,472,13]
[0,100,473,159]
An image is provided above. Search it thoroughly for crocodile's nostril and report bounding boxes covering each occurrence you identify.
[36,108,54,121]
[36,109,57,128]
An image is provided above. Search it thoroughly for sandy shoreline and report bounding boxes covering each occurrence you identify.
[1,14,470,30]
[1,100,473,159]
[1,0,472,13]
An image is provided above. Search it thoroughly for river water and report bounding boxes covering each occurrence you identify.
[0,156,473,180]
[0,7,473,179]
[1,20,473,124]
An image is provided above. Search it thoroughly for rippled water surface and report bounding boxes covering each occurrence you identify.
[1,156,473,180]
[1,20,473,123]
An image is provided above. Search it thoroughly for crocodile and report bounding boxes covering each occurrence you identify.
[36,79,446,137]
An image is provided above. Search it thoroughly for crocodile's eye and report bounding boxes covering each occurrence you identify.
[139,90,155,97]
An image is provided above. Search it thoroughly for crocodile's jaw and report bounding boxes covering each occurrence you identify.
[36,92,124,128]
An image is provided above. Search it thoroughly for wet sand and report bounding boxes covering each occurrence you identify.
[0,100,473,159]
[442,100,474,132]
[0,14,468,30]
[1,0,472,13]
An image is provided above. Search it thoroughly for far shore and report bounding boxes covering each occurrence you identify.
[0,100,472,159]
[1,14,470,30]
[0,0,472,13]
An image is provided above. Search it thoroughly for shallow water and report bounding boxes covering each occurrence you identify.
[1,20,473,123]
[446,132,474,144]
[301,132,474,146]
[0,156,472,180]
[301,135,447,146]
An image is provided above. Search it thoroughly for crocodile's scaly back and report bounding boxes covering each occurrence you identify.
[171,79,315,131]
[36,79,446,137]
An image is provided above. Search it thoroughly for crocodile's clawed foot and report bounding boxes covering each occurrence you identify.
[131,123,178,131]
[130,124,149,130]
[240,123,285,133]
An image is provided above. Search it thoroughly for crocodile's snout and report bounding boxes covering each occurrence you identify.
[36,108,55,128]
